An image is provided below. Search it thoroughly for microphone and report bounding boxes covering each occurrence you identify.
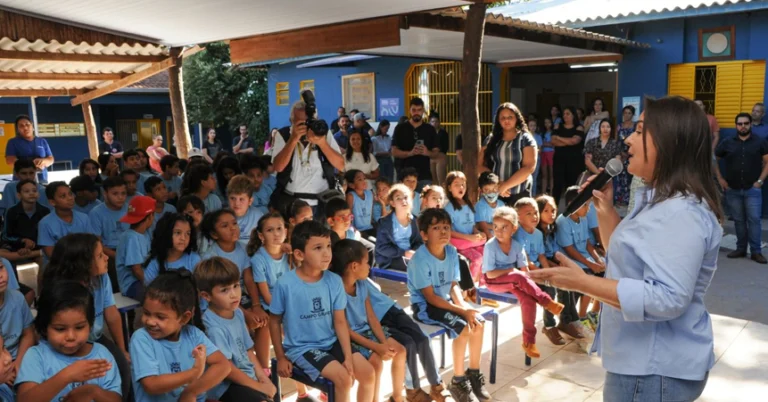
[564,158,624,217]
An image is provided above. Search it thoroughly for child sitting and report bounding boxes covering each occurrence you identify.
[444,171,486,284]
[372,177,392,225]
[144,176,178,234]
[215,156,242,207]
[241,155,272,214]
[0,259,34,387]
[160,155,182,204]
[483,207,564,358]
[16,281,122,401]
[331,240,407,402]
[143,213,201,286]
[120,169,143,202]
[345,169,375,238]
[420,185,446,211]
[400,168,421,216]
[89,176,129,292]
[2,179,49,263]
[325,198,361,243]
[38,181,97,261]
[70,175,103,214]
[182,162,222,214]
[196,257,276,401]
[178,195,209,256]
[475,172,505,239]
[1,159,49,212]
[130,270,230,401]
[269,220,375,402]
[227,175,264,247]
[408,209,491,402]
[80,158,103,186]
[374,184,422,271]
[124,149,149,193]
[116,195,155,299]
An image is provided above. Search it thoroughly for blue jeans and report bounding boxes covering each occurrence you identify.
[726,187,763,254]
[604,372,708,402]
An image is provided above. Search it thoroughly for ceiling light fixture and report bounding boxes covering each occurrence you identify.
[570,62,618,69]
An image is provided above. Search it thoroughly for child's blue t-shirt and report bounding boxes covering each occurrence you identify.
[351,190,374,231]
[90,274,117,342]
[407,244,460,308]
[555,214,593,269]
[16,341,121,400]
[74,199,103,215]
[89,202,130,249]
[150,203,177,234]
[137,172,154,198]
[344,280,371,333]
[0,288,33,359]
[116,229,151,294]
[474,197,505,226]
[203,308,256,400]
[1,258,20,291]
[372,203,390,224]
[533,133,543,148]
[270,270,346,362]
[203,192,223,214]
[482,237,528,274]
[512,227,546,267]
[0,384,13,401]
[392,216,413,251]
[250,247,290,310]
[162,175,182,196]
[1,181,49,210]
[412,192,421,217]
[236,207,264,247]
[130,326,218,402]
[365,279,398,321]
[37,210,96,248]
[251,185,273,215]
[143,252,202,286]
[263,174,277,191]
[204,243,251,303]
[542,230,560,259]
[444,202,475,235]
[586,203,599,245]
[542,132,554,152]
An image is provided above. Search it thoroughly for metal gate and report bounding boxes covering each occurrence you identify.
[404,61,494,172]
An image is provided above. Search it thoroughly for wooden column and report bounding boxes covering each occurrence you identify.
[168,47,191,159]
[81,101,99,160]
[460,1,487,201]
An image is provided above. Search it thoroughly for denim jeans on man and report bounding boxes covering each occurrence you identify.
[603,372,708,402]
[726,187,762,254]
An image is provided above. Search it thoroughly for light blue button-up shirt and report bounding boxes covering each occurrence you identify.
[593,187,722,381]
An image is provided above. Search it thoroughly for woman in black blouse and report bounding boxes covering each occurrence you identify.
[551,106,585,204]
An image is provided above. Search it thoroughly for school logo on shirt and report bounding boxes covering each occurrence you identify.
[300,297,331,320]
[312,297,323,313]
[170,362,181,373]
[438,272,445,283]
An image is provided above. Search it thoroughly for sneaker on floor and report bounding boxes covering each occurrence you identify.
[542,326,566,345]
[406,388,433,402]
[447,377,479,402]
[297,394,322,402]
[580,317,595,332]
[430,384,456,402]
[752,253,767,264]
[466,370,492,401]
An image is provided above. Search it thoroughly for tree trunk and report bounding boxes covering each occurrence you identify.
[460,2,487,202]
[169,47,192,159]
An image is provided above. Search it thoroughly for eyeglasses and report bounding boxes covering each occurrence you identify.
[332,214,354,222]
[736,122,751,126]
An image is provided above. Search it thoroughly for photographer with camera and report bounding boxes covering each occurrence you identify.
[271,92,345,221]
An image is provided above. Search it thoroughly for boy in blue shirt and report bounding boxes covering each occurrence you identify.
[124,149,150,193]
[196,257,276,401]
[70,175,102,214]
[227,175,263,247]
[116,195,155,300]
[407,209,490,402]
[269,220,375,402]
[1,159,49,213]
[0,259,35,382]
[90,176,130,293]
[144,176,177,234]
[475,172,505,239]
[242,155,272,214]
[159,154,182,204]
[120,169,143,203]
[2,179,49,264]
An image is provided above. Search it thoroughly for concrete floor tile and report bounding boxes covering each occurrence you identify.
[490,372,595,402]
[530,350,605,390]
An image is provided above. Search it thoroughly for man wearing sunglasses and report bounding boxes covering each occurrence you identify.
[715,112,768,264]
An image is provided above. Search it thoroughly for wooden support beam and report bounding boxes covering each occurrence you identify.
[81,101,99,160]
[0,89,85,97]
[168,48,191,159]
[0,49,167,64]
[0,72,127,81]
[497,54,622,68]
[71,57,175,106]
[230,17,400,64]
[460,3,486,202]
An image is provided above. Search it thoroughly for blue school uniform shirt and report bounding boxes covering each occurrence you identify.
[392,216,412,251]
[251,184,272,214]
[236,207,264,247]
[351,190,374,231]
[263,174,277,192]
[37,211,96,262]
[372,203,390,223]
[482,237,527,274]
[130,326,218,402]
[270,270,346,362]
[474,197,505,226]
[555,214,593,269]
[513,227,546,267]
[151,203,177,234]
[162,175,182,196]
[1,181,49,210]
[74,199,102,215]
[90,274,117,342]
[203,308,256,400]
[365,280,398,321]
[203,192,223,213]
[143,253,202,286]
[204,243,250,302]
[0,384,12,401]
[137,171,154,195]
[116,229,152,294]
[542,230,560,258]
[344,280,372,333]
[89,202,130,249]
[542,132,554,152]
[0,289,33,359]
[444,202,475,235]
[1,258,20,291]
[16,341,121,400]
[586,203,599,245]
[407,244,460,309]
[412,192,421,217]
[250,247,290,310]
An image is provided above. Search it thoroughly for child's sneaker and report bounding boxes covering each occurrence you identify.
[522,342,540,358]
[466,369,492,401]
[447,377,479,402]
[406,388,432,402]
[429,384,455,402]
[580,317,595,332]
[587,311,599,329]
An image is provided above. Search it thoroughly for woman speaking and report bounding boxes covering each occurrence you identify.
[530,97,722,402]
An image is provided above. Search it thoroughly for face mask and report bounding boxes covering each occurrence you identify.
[483,192,499,204]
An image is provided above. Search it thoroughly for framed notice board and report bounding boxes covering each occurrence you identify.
[342,73,376,119]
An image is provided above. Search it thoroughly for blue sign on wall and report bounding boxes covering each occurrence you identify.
[380,98,400,117]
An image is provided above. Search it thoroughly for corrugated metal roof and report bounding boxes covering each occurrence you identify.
[491,0,762,27]
[0,37,167,92]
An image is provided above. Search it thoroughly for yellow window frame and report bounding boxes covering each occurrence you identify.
[276,82,290,106]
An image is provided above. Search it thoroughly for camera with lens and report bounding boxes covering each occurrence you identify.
[301,90,329,137]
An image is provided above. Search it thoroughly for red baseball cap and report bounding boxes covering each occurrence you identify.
[120,195,156,224]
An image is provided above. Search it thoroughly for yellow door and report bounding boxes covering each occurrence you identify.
[0,124,16,174]
[137,119,161,148]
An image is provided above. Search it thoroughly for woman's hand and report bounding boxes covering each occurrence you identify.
[579,168,614,213]
[527,252,587,292]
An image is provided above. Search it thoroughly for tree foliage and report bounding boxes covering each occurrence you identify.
[182,42,269,145]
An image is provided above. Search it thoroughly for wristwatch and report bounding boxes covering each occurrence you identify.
[759,179,764,185]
